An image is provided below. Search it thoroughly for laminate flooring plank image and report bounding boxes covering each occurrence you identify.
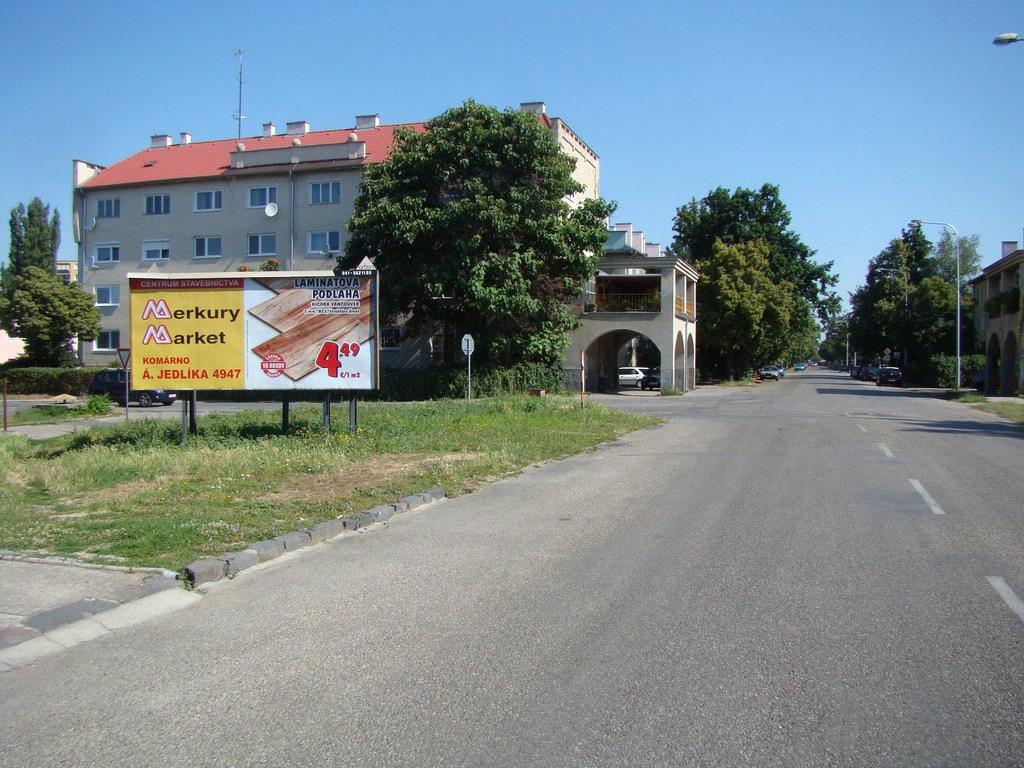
[249,281,371,334]
[250,302,372,380]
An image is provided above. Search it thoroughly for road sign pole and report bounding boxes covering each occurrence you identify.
[117,348,131,421]
[461,334,475,401]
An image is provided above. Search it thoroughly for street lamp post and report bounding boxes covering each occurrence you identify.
[910,219,961,389]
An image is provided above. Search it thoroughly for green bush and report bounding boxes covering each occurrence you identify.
[0,367,103,395]
[912,354,985,388]
[376,362,564,401]
[80,394,113,415]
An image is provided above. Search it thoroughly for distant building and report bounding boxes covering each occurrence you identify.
[73,103,599,368]
[970,236,1021,395]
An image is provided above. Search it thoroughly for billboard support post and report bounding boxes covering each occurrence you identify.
[117,347,131,421]
[322,392,331,436]
[180,400,188,444]
[349,394,357,436]
[282,393,290,434]
[189,390,197,435]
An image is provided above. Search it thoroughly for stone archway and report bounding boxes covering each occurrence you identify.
[686,332,696,389]
[584,329,661,392]
[986,334,1001,395]
[674,331,686,390]
[1003,332,1019,396]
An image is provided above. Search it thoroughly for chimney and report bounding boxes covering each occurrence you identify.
[612,222,633,238]
[263,122,276,137]
[286,120,310,136]
[150,134,172,148]
[355,114,380,130]
[645,243,661,259]
[179,132,192,145]
[631,230,645,254]
[233,142,246,169]
[520,101,546,115]
[1002,240,1019,258]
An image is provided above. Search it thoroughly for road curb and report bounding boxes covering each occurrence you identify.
[0,589,201,671]
[185,486,447,589]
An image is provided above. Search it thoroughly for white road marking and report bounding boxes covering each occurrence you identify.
[877,443,895,459]
[858,425,868,433]
[844,411,852,418]
[909,479,945,515]
[987,577,1024,626]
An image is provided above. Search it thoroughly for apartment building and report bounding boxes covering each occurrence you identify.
[970,235,1022,395]
[73,103,599,367]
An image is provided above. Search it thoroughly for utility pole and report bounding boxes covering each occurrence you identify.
[233,49,246,139]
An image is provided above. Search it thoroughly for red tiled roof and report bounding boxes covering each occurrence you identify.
[82,122,427,189]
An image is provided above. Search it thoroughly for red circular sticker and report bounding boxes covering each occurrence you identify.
[261,353,286,378]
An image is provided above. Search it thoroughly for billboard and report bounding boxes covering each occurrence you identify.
[128,270,378,390]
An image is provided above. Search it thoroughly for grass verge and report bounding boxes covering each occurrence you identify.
[7,396,115,426]
[946,391,1024,423]
[0,396,654,570]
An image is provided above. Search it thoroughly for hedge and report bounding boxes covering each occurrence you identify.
[906,354,984,388]
[0,367,106,395]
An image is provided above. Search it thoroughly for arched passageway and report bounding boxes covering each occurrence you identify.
[986,334,1002,395]
[1003,332,1019,396]
[686,333,696,390]
[674,331,686,390]
[584,329,661,392]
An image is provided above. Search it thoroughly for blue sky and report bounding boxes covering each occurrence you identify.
[1,0,1021,308]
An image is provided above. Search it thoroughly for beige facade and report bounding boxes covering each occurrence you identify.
[971,240,1022,395]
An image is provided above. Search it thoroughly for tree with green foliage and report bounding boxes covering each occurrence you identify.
[343,100,614,367]
[819,313,850,362]
[3,198,60,300]
[0,267,99,366]
[696,240,795,378]
[669,183,839,321]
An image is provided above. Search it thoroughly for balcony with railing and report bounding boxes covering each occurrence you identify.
[582,274,662,314]
[675,296,696,318]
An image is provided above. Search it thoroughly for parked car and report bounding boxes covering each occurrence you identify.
[617,366,648,388]
[639,368,661,390]
[877,366,903,387]
[794,363,806,371]
[758,366,780,381]
[774,365,786,378]
[88,369,177,407]
[865,364,880,381]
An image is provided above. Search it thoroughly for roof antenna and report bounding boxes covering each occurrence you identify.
[233,49,246,139]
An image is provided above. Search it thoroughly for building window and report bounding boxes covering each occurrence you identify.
[144,194,170,215]
[248,186,277,208]
[429,328,445,365]
[308,230,341,254]
[93,243,120,264]
[95,285,120,306]
[95,330,120,351]
[194,236,223,258]
[194,190,223,211]
[56,266,72,284]
[380,325,401,350]
[247,233,277,257]
[142,239,170,261]
[96,198,120,219]
[309,181,341,205]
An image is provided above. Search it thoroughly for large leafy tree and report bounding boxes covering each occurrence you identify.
[343,100,614,366]
[669,183,839,321]
[697,239,794,378]
[0,267,99,366]
[3,198,60,301]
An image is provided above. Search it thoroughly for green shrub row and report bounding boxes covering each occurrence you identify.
[0,366,106,395]
[906,354,984,388]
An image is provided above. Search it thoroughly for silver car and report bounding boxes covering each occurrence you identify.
[617,366,648,388]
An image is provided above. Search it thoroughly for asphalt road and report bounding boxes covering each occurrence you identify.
[2,370,1023,766]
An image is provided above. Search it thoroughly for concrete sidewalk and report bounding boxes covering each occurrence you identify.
[0,556,179,651]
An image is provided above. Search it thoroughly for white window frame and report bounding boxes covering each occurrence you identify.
[247,233,277,257]
[96,198,120,219]
[94,329,120,352]
[193,190,223,212]
[247,186,277,209]
[193,236,223,259]
[141,239,171,262]
[93,242,120,265]
[144,194,171,215]
[94,285,120,307]
[309,180,341,205]
[307,229,341,254]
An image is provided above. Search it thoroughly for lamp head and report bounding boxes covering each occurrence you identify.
[993,32,1021,46]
